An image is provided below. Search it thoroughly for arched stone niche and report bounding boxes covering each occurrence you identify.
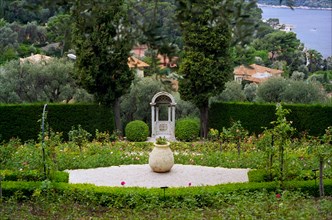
[150,91,176,140]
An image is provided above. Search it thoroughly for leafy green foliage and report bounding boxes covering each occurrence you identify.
[176,0,234,138]
[155,137,168,145]
[270,104,295,182]
[1,133,331,182]
[207,128,219,142]
[220,121,249,141]
[71,0,135,132]
[0,170,68,182]
[248,169,268,182]
[72,1,134,106]
[210,81,246,103]
[128,0,181,77]
[209,102,332,136]
[120,78,166,126]
[253,76,328,104]
[94,129,111,144]
[125,120,149,142]
[219,121,249,155]
[0,104,114,141]
[308,126,332,196]
[244,83,258,102]
[46,14,72,56]
[175,118,200,142]
[282,80,326,104]
[68,125,92,151]
[2,179,332,216]
[256,77,287,103]
[308,70,332,92]
[0,59,93,103]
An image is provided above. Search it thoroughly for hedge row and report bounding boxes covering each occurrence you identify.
[0,104,114,141]
[2,180,332,207]
[0,170,69,182]
[209,102,332,136]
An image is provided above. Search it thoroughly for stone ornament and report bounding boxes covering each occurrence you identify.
[149,139,174,173]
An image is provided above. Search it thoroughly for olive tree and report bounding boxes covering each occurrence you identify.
[282,80,326,104]
[0,58,92,103]
[256,77,287,103]
[210,81,246,103]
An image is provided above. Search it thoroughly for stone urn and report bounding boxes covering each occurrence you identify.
[149,138,174,173]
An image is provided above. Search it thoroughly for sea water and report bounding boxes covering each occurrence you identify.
[260,6,332,58]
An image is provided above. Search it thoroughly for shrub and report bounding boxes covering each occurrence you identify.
[94,129,110,143]
[2,179,332,207]
[282,80,326,104]
[68,125,92,151]
[211,81,246,103]
[248,169,269,182]
[0,103,114,141]
[209,102,332,136]
[256,77,287,102]
[0,170,68,182]
[175,118,200,141]
[125,120,149,142]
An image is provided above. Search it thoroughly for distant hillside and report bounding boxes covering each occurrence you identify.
[258,0,332,8]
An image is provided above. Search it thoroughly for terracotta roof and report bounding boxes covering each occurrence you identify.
[127,56,149,68]
[20,54,52,64]
[234,64,283,83]
[131,44,178,68]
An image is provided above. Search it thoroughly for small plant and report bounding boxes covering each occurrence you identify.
[208,128,219,141]
[308,126,332,197]
[220,121,248,155]
[68,125,92,151]
[110,129,122,142]
[155,137,168,145]
[271,104,295,183]
[94,129,110,143]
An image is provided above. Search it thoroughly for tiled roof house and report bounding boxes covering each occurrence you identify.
[19,54,52,64]
[127,56,149,78]
[234,64,283,84]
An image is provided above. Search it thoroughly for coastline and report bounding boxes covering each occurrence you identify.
[259,4,332,58]
[258,3,332,11]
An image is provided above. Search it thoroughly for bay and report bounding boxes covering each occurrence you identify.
[260,6,332,58]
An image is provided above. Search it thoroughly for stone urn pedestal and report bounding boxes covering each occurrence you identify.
[149,142,174,173]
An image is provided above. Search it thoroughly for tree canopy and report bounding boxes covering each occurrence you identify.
[71,0,134,132]
[176,0,234,138]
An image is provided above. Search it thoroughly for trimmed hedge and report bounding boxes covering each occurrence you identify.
[2,179,332,207]
[248,169,267,182]
[125,120,149,142]
[0,170,69,182]
[175,118,200,141]
[209,102,332,136]
[0,104,114,141]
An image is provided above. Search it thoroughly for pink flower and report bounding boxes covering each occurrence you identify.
[276,193,281,199]
[188,182,192,186]
[121,181,126,186]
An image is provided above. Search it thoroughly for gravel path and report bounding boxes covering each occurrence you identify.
[66,164,250,188]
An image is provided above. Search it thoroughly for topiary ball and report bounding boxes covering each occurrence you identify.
[175,118,200,142]
[125,120,149,142]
